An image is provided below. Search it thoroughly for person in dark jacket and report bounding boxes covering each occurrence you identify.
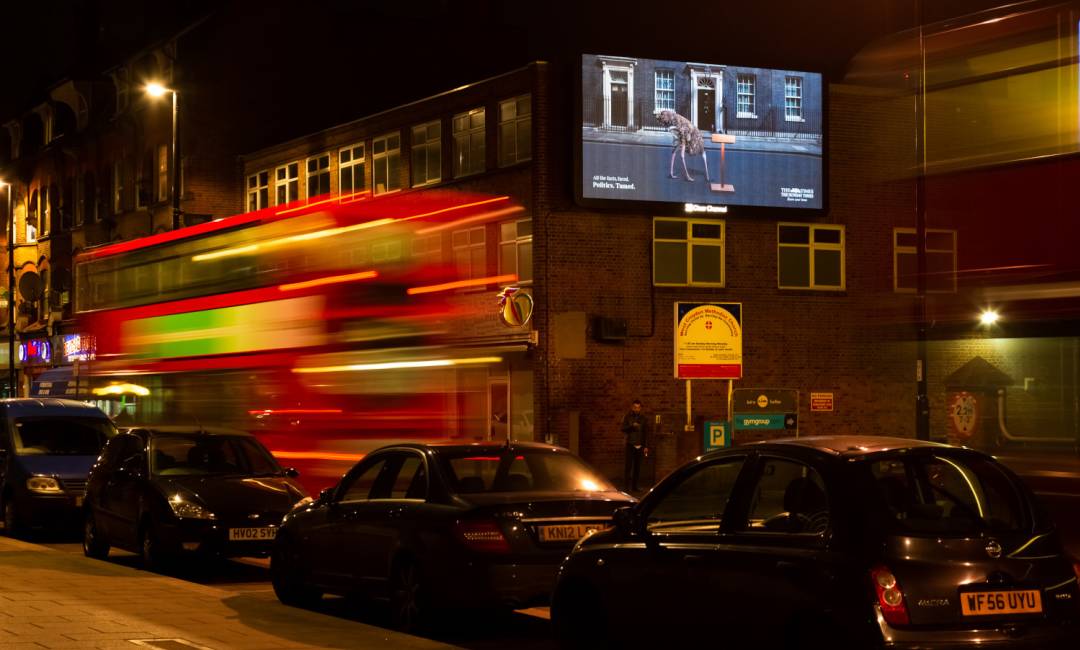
[621,399,650,492]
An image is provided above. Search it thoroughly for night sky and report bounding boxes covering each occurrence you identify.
[0,0,1022,139]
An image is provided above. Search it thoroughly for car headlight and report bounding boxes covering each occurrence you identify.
[26,476,62,494]
[168,495,216,520]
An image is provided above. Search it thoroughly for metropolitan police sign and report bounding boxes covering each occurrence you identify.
[674,302,743,379]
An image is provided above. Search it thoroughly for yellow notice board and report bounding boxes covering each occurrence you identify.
[674,302,743,379]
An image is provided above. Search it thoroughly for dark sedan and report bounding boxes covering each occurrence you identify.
[552,436,1080,649]
[270,441,634,631]
[82,426,309,568]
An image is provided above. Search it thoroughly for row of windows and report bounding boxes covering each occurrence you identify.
[247,94,531,211]
[652,73,806,121]
[653,218,957,292]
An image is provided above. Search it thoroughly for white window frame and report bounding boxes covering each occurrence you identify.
[305,153,331,200]
[452,108,485,178]
[893,228,958,293]
[41,185,51,238]
[498,218,533,284]
[157,144,169,203]
[736,74,756,118]
[498,94,532,167]
[372,132,401,195]
[452,226,487,280]
[338,143,366,199]
[654,70,675,113]
[411,120,442,187]
[112,159,125,214]
[784,76,804,122]
[652,217,726,287]
[275,162,299,205]
[777,223,845,291]
[247,170,269,212]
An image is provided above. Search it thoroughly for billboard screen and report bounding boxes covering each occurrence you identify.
[580,54,824,210]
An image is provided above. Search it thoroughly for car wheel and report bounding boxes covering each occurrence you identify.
[82,511,110,559]
[270,536,321,608]
[389,559,430,633]
[552,580,610,650]
[2,497,21,537]
[139,519,172,571]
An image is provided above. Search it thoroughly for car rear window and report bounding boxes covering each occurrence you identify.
[12,417,116,455]
[439,449,616,493]
[865,453,1027,534]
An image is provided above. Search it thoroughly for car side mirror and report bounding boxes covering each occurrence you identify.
[284,467,300,478]
[613,505,644,537]
[317,487,334,505]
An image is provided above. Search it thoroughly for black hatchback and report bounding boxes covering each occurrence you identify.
[82,426,309,568]
[270,441,634,631]
[551,436,1080,649]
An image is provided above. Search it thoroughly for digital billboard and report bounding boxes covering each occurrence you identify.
[580,54,824,210]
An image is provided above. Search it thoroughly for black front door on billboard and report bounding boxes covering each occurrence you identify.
[698,89,715,131]
[611,79,629,128]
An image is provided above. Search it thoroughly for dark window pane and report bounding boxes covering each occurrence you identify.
[691,244,722,284]
[896,232,918,248]
[813,228,841,244]
[655,220,686,239]
[814,249,842,287]
[654,242,687,284]
[926,231,954,250]
[927,252,955,291]
[896,253,918,290]
[779,247,810,287]
[779,225,810,244]
[692,223,722,239]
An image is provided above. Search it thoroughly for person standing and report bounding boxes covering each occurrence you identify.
[621,399,650,492]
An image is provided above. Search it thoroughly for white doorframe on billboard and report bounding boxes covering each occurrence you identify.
[688,66,723,133]
[600,59,635,129]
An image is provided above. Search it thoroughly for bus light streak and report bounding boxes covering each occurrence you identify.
[293,356,503,374]
[278,270,379,292]
[248,409,344,415]
[270,450,366,462]
[407,274,518,295]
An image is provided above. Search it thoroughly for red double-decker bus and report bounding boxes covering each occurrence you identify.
[73,189,522,490]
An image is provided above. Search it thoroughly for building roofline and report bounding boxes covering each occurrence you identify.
[240,61,547,163]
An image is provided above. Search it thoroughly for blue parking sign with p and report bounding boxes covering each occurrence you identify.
[705,420,730,451]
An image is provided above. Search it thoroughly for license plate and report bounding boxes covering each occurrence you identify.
[960,590,1042,616]
[537,523,610,543]
[228,527,277,541]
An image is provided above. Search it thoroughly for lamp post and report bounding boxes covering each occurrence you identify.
[1,181,14,398]
[145,82,181,230]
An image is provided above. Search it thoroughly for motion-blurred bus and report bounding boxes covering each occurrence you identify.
[73,189,523,490]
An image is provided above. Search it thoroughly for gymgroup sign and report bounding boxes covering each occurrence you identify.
[674,302,743,379]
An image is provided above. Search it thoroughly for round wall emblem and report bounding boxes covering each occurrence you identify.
[498,287,534,328]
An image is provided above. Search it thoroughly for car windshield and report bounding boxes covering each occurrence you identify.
[865,453,1027,534]
[150,435,281,477]
[12,417,117,456]
[439,448,616,494]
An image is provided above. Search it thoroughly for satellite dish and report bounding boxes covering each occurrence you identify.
[18,271,42,301]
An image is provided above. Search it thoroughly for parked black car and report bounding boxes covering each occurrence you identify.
[0,399,117,535]
[82,426,309,568]
[552,436,1080,649]
[270,441,634,630]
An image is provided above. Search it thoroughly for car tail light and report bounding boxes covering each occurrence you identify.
[455,519,511,554]
[871,565,910,626]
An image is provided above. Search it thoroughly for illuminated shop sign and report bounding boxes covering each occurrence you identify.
[63,334,96,362]
[19,340,51,364]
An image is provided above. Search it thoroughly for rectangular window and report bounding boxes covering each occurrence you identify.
[652,218,725,286]
[498,219,533,283]
[893,228,957,293]
[498,94,531,167]
[777,223,844,290]
[41,186,51,238]
[247,170,269,212]
[737,74,755,117]
[373,132,401,194]
[275,162,299,205]
[339,143,366,198]
[655,71,675,112]
[412,234,442,264]
[157,144,169,203]
[306,154,331,200]
[452,226,486,280]
[785,76,804,121]
[113,159,125,214]
[453,108,485,177]
[411,120,442,187]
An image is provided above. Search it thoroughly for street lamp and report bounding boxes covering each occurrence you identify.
[979,309,1000,326]
[145,82,181,230]
[1,180,14,397]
